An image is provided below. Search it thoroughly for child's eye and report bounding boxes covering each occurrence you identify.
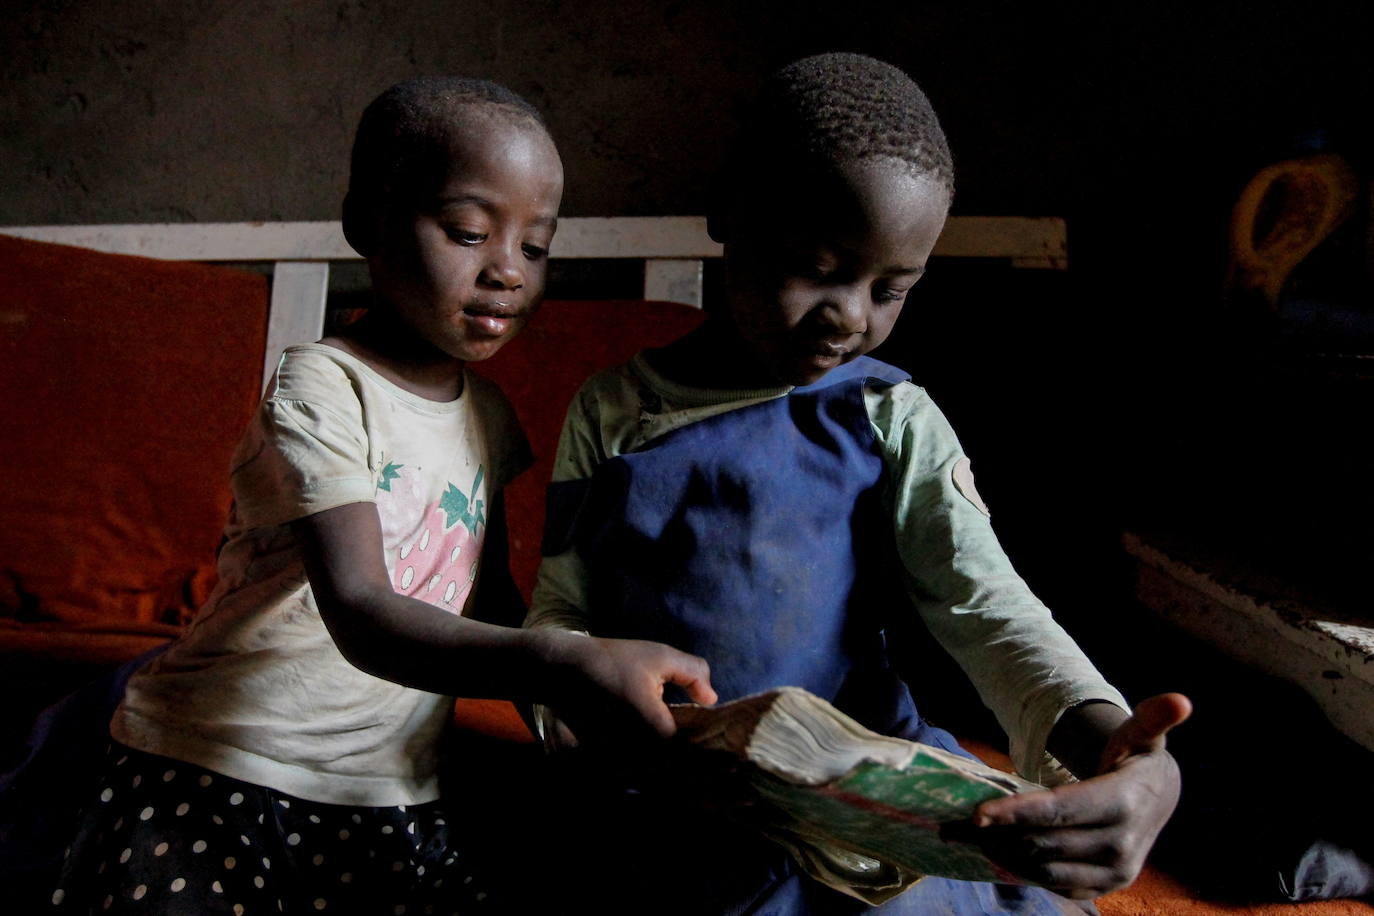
[797,259,837,282]
[873,286,910,305]
[774,246,835,282]
[522,243,548,261]
[444,227,486,245]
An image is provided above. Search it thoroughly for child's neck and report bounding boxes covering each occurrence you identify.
[321,310,466,402]
[648,317,790,391]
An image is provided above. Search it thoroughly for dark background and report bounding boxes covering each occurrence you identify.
[6,1,1368,582]
[5,1,1374,885]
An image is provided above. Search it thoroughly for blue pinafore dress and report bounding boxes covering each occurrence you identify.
[540,356,1087,915]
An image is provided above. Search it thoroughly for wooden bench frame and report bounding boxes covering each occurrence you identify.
[2,216,1067,391]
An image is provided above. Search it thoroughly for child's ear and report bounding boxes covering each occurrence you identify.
[341,191,378,258]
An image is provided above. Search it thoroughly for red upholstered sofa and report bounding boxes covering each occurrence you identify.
[0,234,270,735]
[3,230,1368,916]
[0,231,705,747]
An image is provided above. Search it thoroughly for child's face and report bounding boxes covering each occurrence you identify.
[367,117,563,364]
[721,161,949,386]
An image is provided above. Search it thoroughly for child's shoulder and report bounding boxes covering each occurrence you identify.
[865,375,935,414]
[565,355,647,413]
[268,343,370,406]
[862,379,961,450]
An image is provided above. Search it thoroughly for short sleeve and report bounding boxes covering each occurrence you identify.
[229,393,375,530]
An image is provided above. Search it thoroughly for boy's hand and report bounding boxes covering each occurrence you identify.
[533,630,717,747]
[949,693,1190,899]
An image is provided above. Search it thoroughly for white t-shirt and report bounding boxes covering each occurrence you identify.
[114,344,530,806]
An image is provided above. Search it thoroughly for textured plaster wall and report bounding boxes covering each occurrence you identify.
[5,1,1370,229]
[0,1,1180,224]
[5,0,1372,225]
[3,0,746,222]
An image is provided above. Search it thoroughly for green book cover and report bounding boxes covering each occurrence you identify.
[671,687,1041,902]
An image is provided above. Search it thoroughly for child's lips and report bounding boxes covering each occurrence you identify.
[803,339,850,367]
[462,303,523,337]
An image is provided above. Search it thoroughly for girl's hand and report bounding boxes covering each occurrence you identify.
[533,630,717,747]
[951,693,1191,899]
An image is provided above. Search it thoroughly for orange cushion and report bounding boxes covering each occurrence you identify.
[452,698,536,743]
[0,234,268,633]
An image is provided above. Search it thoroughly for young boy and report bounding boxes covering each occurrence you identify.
[47,77,715,915]
[526,54,1188,914]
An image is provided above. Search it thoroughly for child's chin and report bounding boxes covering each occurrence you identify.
[450,336,515,363]
[783,356,844,386]
[452,326,528,362]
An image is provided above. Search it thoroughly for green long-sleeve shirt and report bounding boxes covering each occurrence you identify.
[527,353,1128,784]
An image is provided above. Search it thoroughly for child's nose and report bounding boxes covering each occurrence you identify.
[478,249,524,290]
[823,286,869,335]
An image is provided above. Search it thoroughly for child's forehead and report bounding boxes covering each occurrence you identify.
[417,110,556,185]
[433,103,540,153]
[746,157,945,232]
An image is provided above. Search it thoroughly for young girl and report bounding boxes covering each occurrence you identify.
[526,54,1189,914]
[50,77,714,915]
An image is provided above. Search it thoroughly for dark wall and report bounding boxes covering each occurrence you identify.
[9,2,1366,221]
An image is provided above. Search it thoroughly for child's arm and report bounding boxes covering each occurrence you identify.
[871,384,1133,781]
[295,500,715,742]
[522,381,639,748]
[524,547,596,750]
[871,384,1187,894]
[521,382,612,640]
[954,694,1190,898]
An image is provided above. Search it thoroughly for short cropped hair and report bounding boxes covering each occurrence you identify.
[347,77,546,207]
[716,53,954,211]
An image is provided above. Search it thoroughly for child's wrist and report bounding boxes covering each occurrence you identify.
[520,627,591,700]
[1048,699,1129,778]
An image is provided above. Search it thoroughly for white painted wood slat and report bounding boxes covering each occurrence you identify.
[644,259,705,307]
[262,262,330,392]
[0,215,1066,266]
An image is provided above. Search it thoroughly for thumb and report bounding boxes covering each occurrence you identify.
[632,654,716,739]
[627,656,712,739]
[1099,692,1192,772]
[664,653,718,707]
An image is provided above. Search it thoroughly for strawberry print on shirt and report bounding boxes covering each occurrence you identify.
[375,461,487,614]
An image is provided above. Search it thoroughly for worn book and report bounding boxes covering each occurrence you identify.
[670,686,1043,904]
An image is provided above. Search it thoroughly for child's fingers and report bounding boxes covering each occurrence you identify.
[960,824,1121,865]
[974,779,1126,829]
[1027,861,1123,898]
[663,654,717,706]
[1099,692,1191,772]
[944,819,1134,895]
[633,651,715,736]
[630,693,680,738]
[972,823,1139,896]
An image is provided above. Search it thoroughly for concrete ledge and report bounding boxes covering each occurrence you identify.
[1123,531,1374,752]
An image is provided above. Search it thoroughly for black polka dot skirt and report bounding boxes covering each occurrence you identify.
[51,743,499,915]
